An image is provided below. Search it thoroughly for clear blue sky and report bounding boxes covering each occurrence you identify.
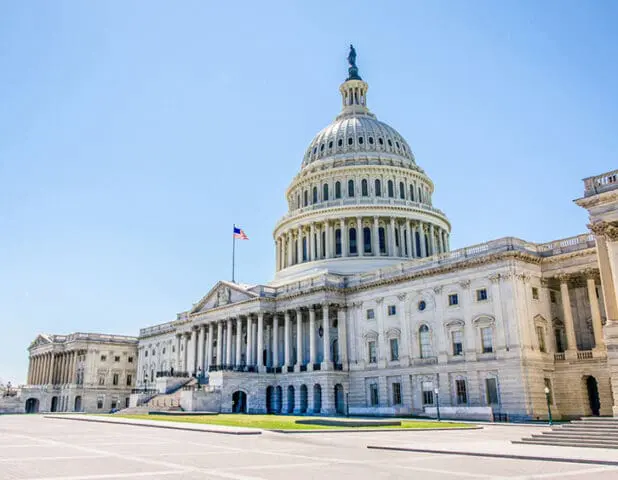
[1,1,617,385]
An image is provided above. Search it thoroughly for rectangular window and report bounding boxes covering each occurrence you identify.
[366,309,375,320]
[555,329,565,353]
[536,326,546,353]
[112,373,119,386]
[456,379,468,405]
[370,383,379,406]
[128,356,134,363]
[550,291,557,303]
[485,378,499,405]
[97,397,104,409]
[451,331,463,356]
[98,375,105,386]
[100,355,107,361]
[125,397,130,408]
[392,382,402,405]
[544,378,553,404]
[368,341,377,364]
[422,381,434,405]
[531,287,539,300]
[476,288,488,301]
[114,356,120,362]
[481,327,493,353]
[126,374,132,386]
[390,338,399,361]
[448,294,458,306]
[388,305,396,316]
[111,399,118,410]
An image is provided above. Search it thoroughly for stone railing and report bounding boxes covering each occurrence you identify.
[577,350,594,360]
[536,233,595,256]
[583,169,618,197]
[554,352,565,361]
[139,321,176,338]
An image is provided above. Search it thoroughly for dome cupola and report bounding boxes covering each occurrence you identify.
[272,46,451,281]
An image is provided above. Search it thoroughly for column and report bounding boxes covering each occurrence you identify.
[316,224,322,259]
[341,218,348,257]
[70,351,77,384]
[276,238,281,271]
[216,321,223,366]
[373,216,380,256]
[60,353,66,384]
[48,353,54,384]
[309,306,316,369]
[325,221,332,258]
[284,310,291,369]
[429,224,436,256]
[27,358,33,384]
[357,217,364,256]
[183,333,190,371]
[190,328,198,374]
[226,318,233,366]
[296,308,304,371]
[389,217,396,256]
[287,231,294,266]
[310,223,316,261]
[206,325,213,370]
[398,221,404,256]
[175,334,181,371]
[587,274,605,351]
[559,275,578,356]
[236,317,243,366]
[257,313,264,370]
[297,227,303,262]
[246,315,254,367]
[437,228,444,253]
[322,304,332,370]
[273,314,279,368]
[419,222,427,257]
[406,220,413,258]
[337,306,348,369]
[197,325,205,374]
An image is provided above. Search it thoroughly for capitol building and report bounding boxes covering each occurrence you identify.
[17,48,618,421]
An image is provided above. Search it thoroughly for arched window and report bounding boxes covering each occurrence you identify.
[410,185,414,201]
[361,179,368,196]
[349,228,357,255]
[375,179,382,197]
[312,186,318,204]
[335,181,341,199]
[348,180,355,197]
[379,227,386,254]
[399,182,405,199]
[388,180,394,198]
[335,229,342,256]
[363,227,372,254]
[419,325,432,358]
[304,190,308,206]
[323,183,329,201]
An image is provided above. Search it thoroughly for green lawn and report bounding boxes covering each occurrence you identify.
[109,414,471,431]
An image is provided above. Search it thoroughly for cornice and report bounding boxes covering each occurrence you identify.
[539,247,597,264]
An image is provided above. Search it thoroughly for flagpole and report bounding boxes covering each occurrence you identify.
[232,224,236,283]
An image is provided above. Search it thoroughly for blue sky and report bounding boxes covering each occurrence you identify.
[1,1,617,384]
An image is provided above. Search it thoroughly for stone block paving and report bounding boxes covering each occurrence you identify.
[2,416,618,479]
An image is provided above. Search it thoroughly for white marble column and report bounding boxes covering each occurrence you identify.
[337,306,348,368]
[341,218,348,257]
[246,315,254,367]
[296,308,303,371]
[216,321,223,366]
[316,224,322,259]
[175,334,181,371]
[429,224,436,255]
[197,325,205,374]
[257,313,264,370]
[189,328,198,374]
[70,351,77,384]
[297,227,303,262]
[287,231,294,266]
[406,220,413,257]
[389,217,396,256]
[325,221,332,258]
[206,325,214,370]
[235,317,243,366]
[284,310,291,369]
[226,319,233,366]
[587,274,605,350]
[309,306,316,369]
[419,222,427,257]
[309,223,316,261]
[273,314,279,368]
[357,217,364,256]
[559,276,578,356]
[322,304,332,370]
[373,216,380,256]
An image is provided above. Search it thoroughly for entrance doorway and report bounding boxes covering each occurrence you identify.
[586,376,601,416]
[334,384,345,414]
[287,385,295,414]
[313,384,322,414]
[25,398,39,413]
[232,391,247,413]
[74,396,82,412]
[50,396,58,412]
[265,386,274,413]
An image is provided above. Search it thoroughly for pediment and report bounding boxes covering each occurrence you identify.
[190,281,258,314]
[29,334,51,350]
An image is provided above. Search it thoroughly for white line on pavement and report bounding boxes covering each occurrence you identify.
[23,470,187,480]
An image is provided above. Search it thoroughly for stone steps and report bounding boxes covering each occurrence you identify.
[516,417,618,449]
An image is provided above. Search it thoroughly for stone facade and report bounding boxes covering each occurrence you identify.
[22,332,138,413]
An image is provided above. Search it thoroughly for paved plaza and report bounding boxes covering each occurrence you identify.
[2,416,618,480]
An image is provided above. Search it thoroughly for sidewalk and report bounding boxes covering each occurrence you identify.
[43,414,261,435]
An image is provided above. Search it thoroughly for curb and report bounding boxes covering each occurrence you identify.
[43,415,261,436]
[366,446,618,466]
[272,426,483,434]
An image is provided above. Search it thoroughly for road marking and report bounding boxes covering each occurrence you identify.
[24,470,187,480]
[0,455,108,462]
[391,464,497,478]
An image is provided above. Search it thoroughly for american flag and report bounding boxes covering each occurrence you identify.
[233,226,249,240]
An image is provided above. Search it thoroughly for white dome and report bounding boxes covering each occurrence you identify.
[302,114,416,168]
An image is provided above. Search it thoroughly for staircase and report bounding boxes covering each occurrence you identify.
[116,377,196,415]
[515,417,618,449]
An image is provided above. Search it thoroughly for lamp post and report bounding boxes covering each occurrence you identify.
[544,386,553,426]
[434,388,441,421]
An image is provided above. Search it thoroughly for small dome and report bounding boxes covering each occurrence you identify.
[302,114,415,168]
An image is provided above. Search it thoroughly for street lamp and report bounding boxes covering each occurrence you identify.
[544,386,553,426]
[434,388,441,421]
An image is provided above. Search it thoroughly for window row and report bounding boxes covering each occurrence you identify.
[294,178,430,209]
[308,135,409,160]
[97,372,134,386]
